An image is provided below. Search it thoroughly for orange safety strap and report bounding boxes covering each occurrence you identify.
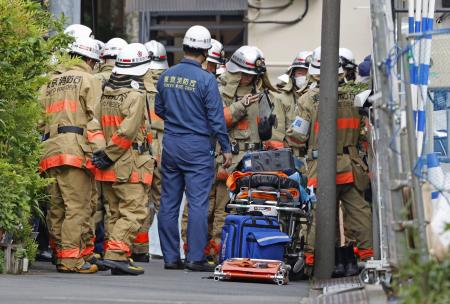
[237,188,300,201]
[46,100,78,113]
[39,154,84,172]
[307,171,354,187]
[111,133,132,150]
[101,115,124,127]
[264,140,285,150]
[223,107,233,128]
[226,171,288,191]
[56,247,80,259]
[237,119,249,130]
[150,110,163,122]
[133,232,149,244]
[87,130,105,143]
[105,240,131,256]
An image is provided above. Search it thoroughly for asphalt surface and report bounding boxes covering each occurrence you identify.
[0,260,309,304]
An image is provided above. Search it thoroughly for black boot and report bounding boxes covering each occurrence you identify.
[332,247,346,278]
[344,245,359,277]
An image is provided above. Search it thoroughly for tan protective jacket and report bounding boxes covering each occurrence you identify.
[94,63,113,88]
[143,70,164,160]
[289,85,366,188]
[216,72,265,178]
[39,62,102,173]
[95,84,154,185]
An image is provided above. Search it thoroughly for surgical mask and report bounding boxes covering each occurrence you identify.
[295,76,307,88]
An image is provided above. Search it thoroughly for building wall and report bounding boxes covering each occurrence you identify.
[247,0,372,80]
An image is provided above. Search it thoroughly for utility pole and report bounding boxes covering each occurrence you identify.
[314,0,341,279]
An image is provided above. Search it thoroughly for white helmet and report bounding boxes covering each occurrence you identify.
[308,47,321,76]
[70,36,100,61]
[144,40,169,70]
[64,24,92,39]
[207,39,225,64]
[183,25,212,50]
[113,43,151,76]
[103,38,128,59]
[226,45,266,75]
[95,40,105,58]
[289,51,312,73]
[339,47,357,71]
[308,47,345,76]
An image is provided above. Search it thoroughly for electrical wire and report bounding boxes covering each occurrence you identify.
[248,0,294,10]
[244,0,309,24]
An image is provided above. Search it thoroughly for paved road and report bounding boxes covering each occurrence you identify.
[0,260,309,304]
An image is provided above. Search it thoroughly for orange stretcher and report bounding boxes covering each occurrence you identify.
[213,258,291,285]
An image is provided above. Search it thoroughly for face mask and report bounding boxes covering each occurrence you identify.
[295,76,307,88]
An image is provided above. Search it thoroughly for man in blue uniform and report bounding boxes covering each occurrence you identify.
[155,25,232,271]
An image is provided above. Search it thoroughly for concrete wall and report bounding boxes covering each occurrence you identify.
[247,0,372,80]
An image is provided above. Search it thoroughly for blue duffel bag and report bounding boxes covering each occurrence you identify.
[220,215,291,262]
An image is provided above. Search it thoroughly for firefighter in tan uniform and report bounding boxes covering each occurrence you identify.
[266,51,312,155]
[131,40,169,262]
[93,43,154,275]
[40,36,102,273]
[288,47,372,277]
[91,37,128,258]
[206,46,278,260]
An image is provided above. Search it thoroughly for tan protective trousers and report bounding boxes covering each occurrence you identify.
[80,178,98,260]
[307,183,373,251]
[103,182,149,261]
[46,166,93,268]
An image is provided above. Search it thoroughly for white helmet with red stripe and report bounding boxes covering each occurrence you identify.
[103,37,128,59]
[144,40,169,70]
[207,39,225,64]
[64,24,92,39]
[113,43,151,76]
[226,45,266,75]
[70,36,100,61]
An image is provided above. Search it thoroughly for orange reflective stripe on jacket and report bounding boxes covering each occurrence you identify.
[223,107,232,128]
[46,100,78,113]
[307,171,354,187]
[96,169,153,185]
[150,110,163,122]
[39,153,84,172]
[56,247,80,258]
[87,130,105,143]
[101,115,124,127]
[313,118,360,134]
[237,119,249,130]
[133,232,149,244]
[264,140,285,150]
[105,240,130,255]
[80,245,94,257]
[111,133,132,150]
